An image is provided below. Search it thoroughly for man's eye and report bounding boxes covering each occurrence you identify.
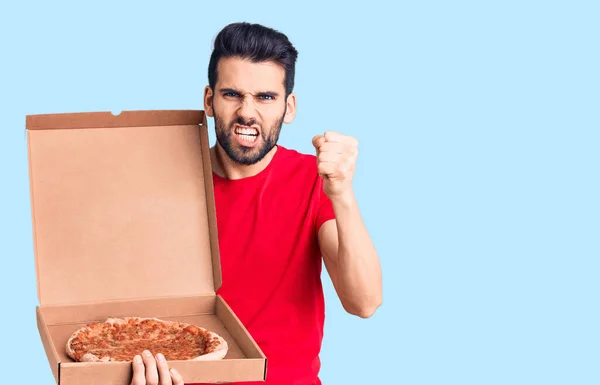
[258,95,274,100]
[224,92,239,98]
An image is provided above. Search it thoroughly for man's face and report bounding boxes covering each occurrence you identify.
[207,57,293,165]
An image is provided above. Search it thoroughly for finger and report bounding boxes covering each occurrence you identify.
[142,350,159,385]
[170,368,184,385]
[318,162,337,177]
[312,135,326,150]
[155,353,172,385]
[317,141,345,154]
[323,130,345,143]
[324,130,358,146]
[318,151,343,164]
[130,355,145,385]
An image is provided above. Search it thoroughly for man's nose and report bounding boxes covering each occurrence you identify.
[237,94,259,122]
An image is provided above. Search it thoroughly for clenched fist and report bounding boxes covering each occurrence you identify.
[312,131,359,199]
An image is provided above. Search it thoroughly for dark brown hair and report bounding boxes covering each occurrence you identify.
[208,22,299,97]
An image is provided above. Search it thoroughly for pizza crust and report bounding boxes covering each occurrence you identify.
[66,316,228,362]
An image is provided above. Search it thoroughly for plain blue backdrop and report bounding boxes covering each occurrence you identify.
[1,1,599,384]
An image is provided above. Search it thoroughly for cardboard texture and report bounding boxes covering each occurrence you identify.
[26,110,266,384]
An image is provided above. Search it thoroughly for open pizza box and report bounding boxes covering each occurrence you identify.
[25,110,267,384]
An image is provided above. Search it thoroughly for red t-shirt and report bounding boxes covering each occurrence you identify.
[206,145,335,385]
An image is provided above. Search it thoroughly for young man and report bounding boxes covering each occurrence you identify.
[130,22,382,385]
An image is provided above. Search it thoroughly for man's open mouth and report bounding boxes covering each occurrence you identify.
[235,126,259,143]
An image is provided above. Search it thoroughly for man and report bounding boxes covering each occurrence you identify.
[130,22,382,385]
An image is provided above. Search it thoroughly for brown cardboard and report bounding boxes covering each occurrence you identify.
[37,308,60,383]
[26,110,266,384]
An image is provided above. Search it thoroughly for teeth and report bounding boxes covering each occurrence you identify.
[235,127,258,135]
[238,134,257,143]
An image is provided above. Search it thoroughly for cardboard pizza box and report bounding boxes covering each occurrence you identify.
[25,110,267,384]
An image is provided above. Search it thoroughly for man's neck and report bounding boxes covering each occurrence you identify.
[210,144,278,180]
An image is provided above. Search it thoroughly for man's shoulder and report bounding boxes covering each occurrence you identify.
[276,145,317,167]
[273,145,320,183]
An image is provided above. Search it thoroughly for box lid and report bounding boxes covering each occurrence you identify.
[26,110,222,306]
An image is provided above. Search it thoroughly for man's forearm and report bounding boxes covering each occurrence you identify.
[330,190,382,318]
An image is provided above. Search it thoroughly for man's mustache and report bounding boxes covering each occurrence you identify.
[233,117,258,127]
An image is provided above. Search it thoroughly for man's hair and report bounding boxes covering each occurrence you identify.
[208,22,299,97]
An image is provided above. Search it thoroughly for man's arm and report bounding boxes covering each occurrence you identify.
[319,197,382,318]
[312,132,383,318]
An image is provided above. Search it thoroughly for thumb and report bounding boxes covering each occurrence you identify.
[312,134,326,151]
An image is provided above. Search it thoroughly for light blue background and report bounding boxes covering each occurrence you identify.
[1,1,599,384]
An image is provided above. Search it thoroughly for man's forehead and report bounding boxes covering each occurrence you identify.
[216,57,286,93]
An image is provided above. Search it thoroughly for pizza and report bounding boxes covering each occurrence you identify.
[66,317,228,362]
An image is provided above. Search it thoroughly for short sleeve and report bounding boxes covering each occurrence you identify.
[315,178,336,233]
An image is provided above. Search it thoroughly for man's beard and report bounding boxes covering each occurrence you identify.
[214,111,285,166]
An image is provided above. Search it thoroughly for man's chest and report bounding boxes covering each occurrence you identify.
[213,182,320,291]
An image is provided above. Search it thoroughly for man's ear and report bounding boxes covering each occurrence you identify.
[204,86,214,117]
[284,92,297,124]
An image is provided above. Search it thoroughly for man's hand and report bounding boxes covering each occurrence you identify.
[130,350,183,385]
[312,131,359,199]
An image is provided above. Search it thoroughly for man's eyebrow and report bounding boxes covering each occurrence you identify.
[219,88,241,94]
[256,91,280,97]
[218,88,279,97]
